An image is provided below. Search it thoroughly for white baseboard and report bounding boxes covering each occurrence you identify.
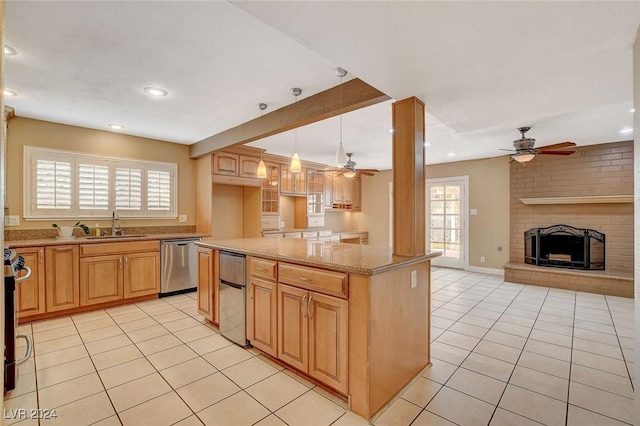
[468,266,504,276]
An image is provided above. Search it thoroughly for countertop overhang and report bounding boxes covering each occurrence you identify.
[197,237,441,276]
[5,233,209,249]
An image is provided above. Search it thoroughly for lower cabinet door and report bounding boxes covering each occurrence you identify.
[308,292,349,394]
[124,251,160,298]
[15,247,45,319]
[45,245,80,312]
[247,278,277,358]
[80,255,123,306]
[277,283,308,373]
[197,247,215,322]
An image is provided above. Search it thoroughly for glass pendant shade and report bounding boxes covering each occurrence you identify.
[512,152,536,163]
[336,141,347,166]
[290,152,301,173]
[256,159,267,178]
[343,170,356,178]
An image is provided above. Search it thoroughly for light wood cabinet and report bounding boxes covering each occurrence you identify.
[248,277,278,358]
[15,247,45,319]
[331,174,361,210]
[323,173,334,210]
[197,247,215,322]
[80,254,122,306]
[79,241,160,306]
[306,170,324,216]
[261,162,280,216]
[240,155,261,178]
[352,177,362,212]
[45,245,80,312]
[124,251,160,298]
[281,165,306,195]
[277,282,348,394]
[213,152,240,176]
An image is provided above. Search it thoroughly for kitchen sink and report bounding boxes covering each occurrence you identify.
[85,234,148,239]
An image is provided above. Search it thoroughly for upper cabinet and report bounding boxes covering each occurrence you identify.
[306,170,324,216]
[325,172,361,211]
[261,162,280,215]
[213,153,240,176]
[239,156,261,178]
[281,165,306,195]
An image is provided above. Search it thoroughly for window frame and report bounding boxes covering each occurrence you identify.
[24,146,178,220]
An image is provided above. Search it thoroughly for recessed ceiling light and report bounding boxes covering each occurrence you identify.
[388,128,394,133]
[143,86,168,96]
[107,123,125,130]
[630,108,635,113]
[619,127,633,135]
[4,45,16,56]
[4,89,18,97]
[447,152,456,157]
[424,142,431,146]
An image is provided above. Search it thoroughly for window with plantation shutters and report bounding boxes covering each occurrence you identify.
[25,147,177,219]
[78,163,109,211]
[115,168,142,211]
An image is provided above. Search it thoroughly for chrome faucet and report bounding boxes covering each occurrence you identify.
[111,209,122,236]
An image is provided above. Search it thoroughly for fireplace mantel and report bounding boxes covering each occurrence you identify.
[519,195,633,205]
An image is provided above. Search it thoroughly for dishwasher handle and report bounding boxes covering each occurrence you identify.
[220,279,245,290]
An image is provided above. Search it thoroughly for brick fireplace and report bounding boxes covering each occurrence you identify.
[505,141,634,297]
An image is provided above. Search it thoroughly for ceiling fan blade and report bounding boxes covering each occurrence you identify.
[499,148,516,152]
[538,150,576,155]
[536,141,576,150]
[358,168,379,173]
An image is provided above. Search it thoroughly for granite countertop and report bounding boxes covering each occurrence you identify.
[6,233,209,249]
[262,228,368,235]
[197,237,440,275]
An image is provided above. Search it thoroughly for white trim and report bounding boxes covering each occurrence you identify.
[426,176,469,270]
[468,266,504,276]
[24,146,178,220]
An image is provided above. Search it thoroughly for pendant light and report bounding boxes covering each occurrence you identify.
[334,67,348,166]
[290,87,302,173]
[256,103,268,178]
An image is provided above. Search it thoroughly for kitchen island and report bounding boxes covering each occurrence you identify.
[196,237,440,420]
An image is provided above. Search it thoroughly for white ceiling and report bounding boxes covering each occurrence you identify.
[5,1,639,169]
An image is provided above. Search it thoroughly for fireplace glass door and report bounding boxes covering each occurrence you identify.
[427,178,466,269]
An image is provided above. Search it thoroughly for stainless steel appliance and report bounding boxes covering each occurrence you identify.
[4,249,33,393]
[219,251,248,347]
[160,238,201,296]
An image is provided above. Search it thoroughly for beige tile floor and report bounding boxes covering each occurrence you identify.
[3,267,635,425]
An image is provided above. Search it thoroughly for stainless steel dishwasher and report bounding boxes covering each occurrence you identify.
[160,238,201,296]
[219,251,248,347]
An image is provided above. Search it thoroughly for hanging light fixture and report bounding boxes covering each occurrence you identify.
[334,67,348,166]
[511,152,536,164]
[290,87,302,173]
[256,103,268,178]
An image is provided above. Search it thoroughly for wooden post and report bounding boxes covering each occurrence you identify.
[392,97,425,257]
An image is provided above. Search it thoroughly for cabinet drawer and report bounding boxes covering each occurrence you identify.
[80,240,159,257]
[261,215,280,231]
[307,216,324,228]
[249,257,277,282]
[284,232,302,239]
[301,231,318,240]
[278,263,348,299]
[317,230,332,237]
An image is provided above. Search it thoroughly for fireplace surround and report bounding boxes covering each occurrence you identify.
[524,224,605,270]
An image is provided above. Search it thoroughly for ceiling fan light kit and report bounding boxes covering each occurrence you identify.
[504,126,576,165]
[290,87,302,173]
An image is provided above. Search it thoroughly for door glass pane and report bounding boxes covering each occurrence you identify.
[445,215,458,229]
[431,215,444,228]
[445,229,460,244]
[431,201,444,214]
[431,229,444,243]
[445,186,460,200]
[430,187,444,200]
[445,200,459,214]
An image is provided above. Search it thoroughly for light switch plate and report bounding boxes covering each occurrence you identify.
[410,270,417,289]
[179,214,187,223]
[5,215,19,226]
[470,208,478,216]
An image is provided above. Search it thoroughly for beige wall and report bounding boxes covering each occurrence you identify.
[360,156,511,270]
[6,117,195,229]
[426,156,510,270]
[211,184,244,239]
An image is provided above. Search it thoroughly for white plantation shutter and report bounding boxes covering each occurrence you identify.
[35,159,72,209]
[78,164,109,210]
[147,169,172,211]
[25,147,177,219]
[115,168,142,210]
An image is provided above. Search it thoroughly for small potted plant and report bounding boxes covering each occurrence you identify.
[52,222,91,238]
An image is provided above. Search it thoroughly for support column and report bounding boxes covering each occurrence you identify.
[392,97,425,257]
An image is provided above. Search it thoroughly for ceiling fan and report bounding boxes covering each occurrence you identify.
[501,127,576,164]
[326,153,379,177]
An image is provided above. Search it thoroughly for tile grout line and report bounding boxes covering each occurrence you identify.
[603,295,635,393]
[563,289,578,426]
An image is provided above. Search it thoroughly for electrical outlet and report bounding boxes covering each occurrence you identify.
[4,215,19,226]
[410,270,417,289]
[179,214,187,223]
[480,256,486,263]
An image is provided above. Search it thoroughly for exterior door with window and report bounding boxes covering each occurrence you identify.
[427,177,467,269]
